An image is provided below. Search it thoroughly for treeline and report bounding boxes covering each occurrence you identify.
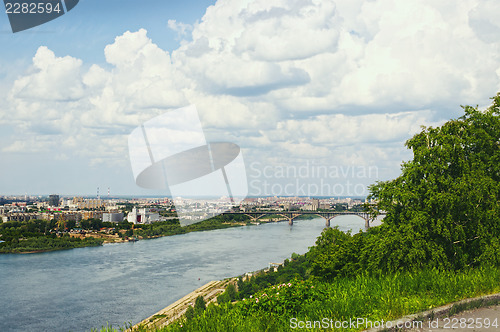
[0,219,105,253]
[0,218,119,253]
[80,219,131,231]
[0,234,103,253]
[0,219,59,240]
[0,213,250,253]
[132,214,249,239]
[0,218,130,239]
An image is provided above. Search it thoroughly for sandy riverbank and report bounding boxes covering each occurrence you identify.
[130,278,237,331]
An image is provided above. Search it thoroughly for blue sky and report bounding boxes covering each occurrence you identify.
[1,0,500,197]
[0,0,213,63]
[0,0,215,195]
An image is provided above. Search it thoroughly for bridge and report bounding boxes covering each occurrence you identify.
[224,211,385,228]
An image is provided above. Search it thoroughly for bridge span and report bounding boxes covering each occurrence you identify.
[224,211,385,229]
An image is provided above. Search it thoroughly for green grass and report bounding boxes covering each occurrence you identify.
[95,265,500,332]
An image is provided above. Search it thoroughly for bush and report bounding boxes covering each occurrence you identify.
[184,306,195,321]
[194,296,206,315]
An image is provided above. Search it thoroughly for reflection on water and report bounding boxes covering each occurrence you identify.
[0,216,366,332]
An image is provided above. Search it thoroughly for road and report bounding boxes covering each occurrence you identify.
[407,305,499,332]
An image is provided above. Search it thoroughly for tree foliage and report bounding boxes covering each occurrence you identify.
[310,94,500,279]
[194,296,206,315]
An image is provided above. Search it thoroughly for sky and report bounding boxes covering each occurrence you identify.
[0,0,499,197]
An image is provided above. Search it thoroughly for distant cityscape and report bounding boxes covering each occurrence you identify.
[0,194,370,225]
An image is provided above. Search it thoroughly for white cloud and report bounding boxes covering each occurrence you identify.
[9,47,84,102]
[258,111,443,168]
[267,0,500,112]
[167,19,193,39]
[2,136,57,153]
[2,0,500,194]
[234,0,341,61]
[3,30,189,164]
[468,0,500,44]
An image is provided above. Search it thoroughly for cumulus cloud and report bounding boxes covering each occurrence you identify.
[468,0,500,44]
[3,29,190,159]
[269,111,441,146]
[9,47,84,102]
[234,0,341,61]
[2,0,500,194]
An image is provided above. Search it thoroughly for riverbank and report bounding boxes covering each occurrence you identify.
[0,235,104,254]
[95,262,500,332]
[131,279,237,331]
[0,216,252,254]
[129,260,284,330]
[0,218,332,332]
[0,212,333,254]
[147,266,500,332]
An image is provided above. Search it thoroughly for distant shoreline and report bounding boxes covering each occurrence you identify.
[0,221,251,254]
[0,215,363,254]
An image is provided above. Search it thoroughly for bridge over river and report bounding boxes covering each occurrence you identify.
[224,211,386,228]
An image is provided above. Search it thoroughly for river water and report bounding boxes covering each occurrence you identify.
[0,216,367,332]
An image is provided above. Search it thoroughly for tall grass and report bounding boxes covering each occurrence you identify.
[161,265,500,332]
[96,265,499,332]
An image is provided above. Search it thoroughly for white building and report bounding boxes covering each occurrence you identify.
[127,208,160,224]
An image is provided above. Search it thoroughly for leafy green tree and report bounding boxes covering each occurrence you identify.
[80,219,90,230]
[194,296,206,315]
[225,283,237,301]
[66,220,76,230]
[217,292,230,304]
[366,95,500,271]
[90,218,103,230]
[185,306,195,320]
[310,227,365,279]
[310,94,500,279]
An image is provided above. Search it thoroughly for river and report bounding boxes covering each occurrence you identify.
[0,216,367,332]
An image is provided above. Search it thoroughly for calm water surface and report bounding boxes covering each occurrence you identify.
[0,217,367,332]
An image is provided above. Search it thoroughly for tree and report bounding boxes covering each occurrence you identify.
[194,295,206,315]
[185,306,195,320]
[80,219,90,230]
[310,94,500,279]
[368,95,500,270]
[225,283,237,301]
[56,218,66,232]
[66,220,76,230]
[90,218,103,230]
[217,292,230,304]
